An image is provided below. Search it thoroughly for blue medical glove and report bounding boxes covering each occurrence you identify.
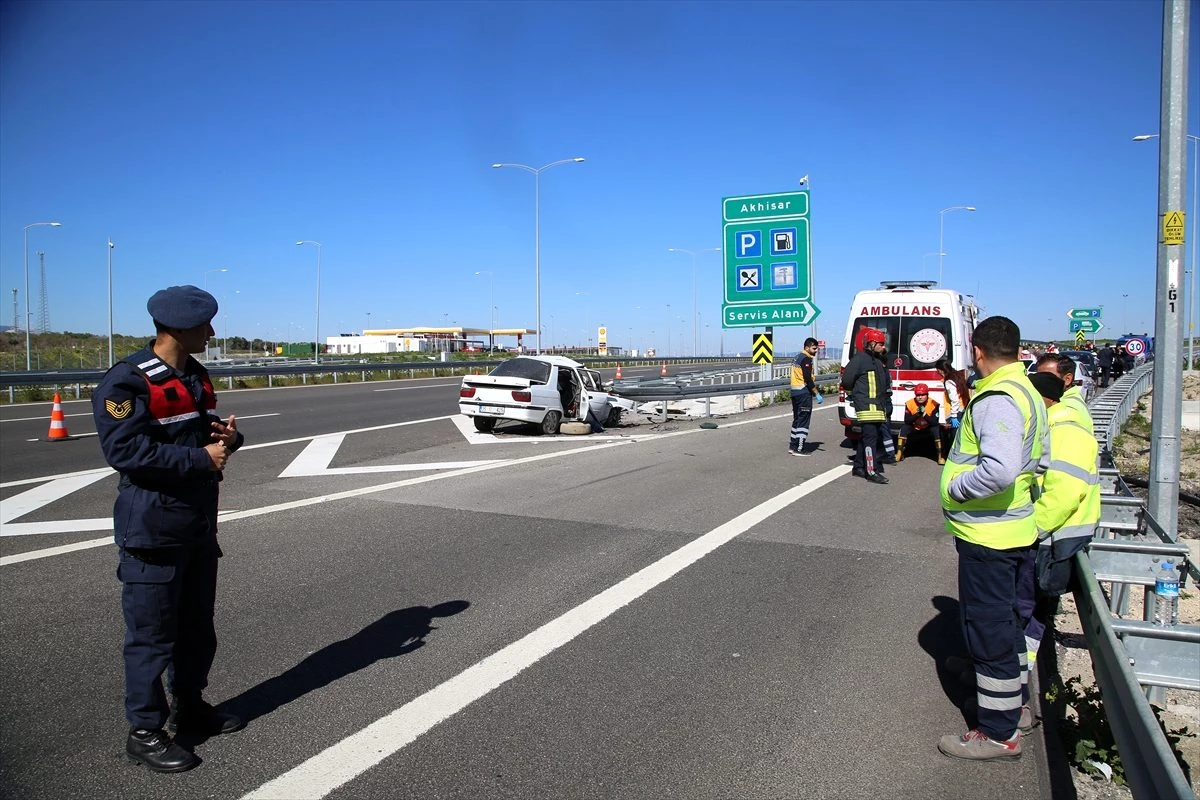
[950,417,960,429]
[815,393,824,404]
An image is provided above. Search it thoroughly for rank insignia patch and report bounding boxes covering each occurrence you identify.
[105,399,133,419]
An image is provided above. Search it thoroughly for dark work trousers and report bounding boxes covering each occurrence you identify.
[119,543,220,730]
[956,537,1034,741]
[854,420,885,475]
[789,390,813,452]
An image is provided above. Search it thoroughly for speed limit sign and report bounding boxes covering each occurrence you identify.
[1124,338,1145,356]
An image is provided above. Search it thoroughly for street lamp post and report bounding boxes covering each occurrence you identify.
[921,252,945,283]
[491,157,586,354]
[668,246,721,357]
[666,304,671,357]
[1135,133,1199,368]
[475,270,494,349]
[296,241,322,363]
[938,206,976,286]
[107,239,115,367]
[23,221,61,369]
[203,267,228,292]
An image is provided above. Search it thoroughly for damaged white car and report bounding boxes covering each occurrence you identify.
[458,355,635,434]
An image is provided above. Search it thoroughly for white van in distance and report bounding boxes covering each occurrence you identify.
[839,280,980,436]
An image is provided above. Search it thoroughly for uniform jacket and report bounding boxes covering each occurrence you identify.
[790,353,816,393]
[904,397,940,428]
[841,351,888,422]
[93,345,243,549]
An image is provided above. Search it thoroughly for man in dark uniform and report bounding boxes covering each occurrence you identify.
[841,327,890,484]
[92,285,244,773]
[1096,343,1114,388]
[788,337,823,455]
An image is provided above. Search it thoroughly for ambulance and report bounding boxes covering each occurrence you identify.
[839,280,980,435]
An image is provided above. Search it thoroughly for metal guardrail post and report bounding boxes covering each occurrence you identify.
[1074,552,1197,800]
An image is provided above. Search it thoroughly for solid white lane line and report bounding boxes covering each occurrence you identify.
[373,383,459,392]
[242,465,851,800]
[2,519,114,537]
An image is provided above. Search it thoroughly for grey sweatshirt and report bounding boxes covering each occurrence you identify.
[947,393,1030,503]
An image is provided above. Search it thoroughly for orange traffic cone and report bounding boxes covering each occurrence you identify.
[46,393,71,441]
[615,364,623,380]
[660,362,667,377]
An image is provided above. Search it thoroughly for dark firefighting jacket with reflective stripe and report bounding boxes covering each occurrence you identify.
[93,346,243,549]
[841,350,888,422]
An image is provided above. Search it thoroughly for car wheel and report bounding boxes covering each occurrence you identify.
[605,407,622,427]
[473,416,496,433]
[540,410,562,436]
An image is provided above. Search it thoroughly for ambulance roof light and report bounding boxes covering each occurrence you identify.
[880,280,938,290]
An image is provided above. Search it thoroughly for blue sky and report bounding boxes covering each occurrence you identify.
[1,0,1195,357]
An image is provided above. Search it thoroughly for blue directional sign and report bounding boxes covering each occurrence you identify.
[1070,319,1104,334]
[722,191,817,328]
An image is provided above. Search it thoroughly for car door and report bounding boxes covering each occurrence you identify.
[571,367,599,422]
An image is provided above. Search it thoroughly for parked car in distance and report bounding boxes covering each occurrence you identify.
[1061,349,1098,376]
[458,355,635,434]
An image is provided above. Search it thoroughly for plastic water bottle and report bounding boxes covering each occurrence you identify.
[1154,560,1180,627]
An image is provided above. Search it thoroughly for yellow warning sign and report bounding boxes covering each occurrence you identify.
[752,333,773,364]
[1163,210,1185,245]
[1075,330,1086,346]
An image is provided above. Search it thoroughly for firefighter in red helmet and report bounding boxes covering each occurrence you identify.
[841,327,890,483]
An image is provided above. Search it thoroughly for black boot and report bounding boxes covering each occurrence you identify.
[169,697,245,735]
[126,728,200,773]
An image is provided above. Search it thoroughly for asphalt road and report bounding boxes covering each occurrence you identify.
[0,372,1059,800]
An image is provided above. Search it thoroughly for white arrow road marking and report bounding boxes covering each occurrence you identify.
[1,472,112,527]
[279,434,502,477]
[241,465,851,800]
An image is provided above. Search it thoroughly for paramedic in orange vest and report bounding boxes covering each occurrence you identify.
[92,285,244,773]
[897,383,944,464]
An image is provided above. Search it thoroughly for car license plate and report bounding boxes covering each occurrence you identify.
[479,406,504,415]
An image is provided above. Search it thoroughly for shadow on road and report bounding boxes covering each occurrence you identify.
[216,600,470,729]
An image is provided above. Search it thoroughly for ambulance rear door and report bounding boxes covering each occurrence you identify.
[843,311,955,425]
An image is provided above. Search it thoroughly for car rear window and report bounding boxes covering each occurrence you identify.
[491,358,551,384]
[850,316,954,370]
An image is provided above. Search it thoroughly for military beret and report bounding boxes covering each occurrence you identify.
[1029,371,1064,401]
[147,285,218,329]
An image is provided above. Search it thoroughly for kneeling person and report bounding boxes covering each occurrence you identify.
[898,383,944,464]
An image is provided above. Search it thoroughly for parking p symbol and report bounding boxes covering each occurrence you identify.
[737,231,761,258]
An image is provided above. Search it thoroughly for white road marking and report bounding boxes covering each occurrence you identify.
[0,472,112,525]
[0,406,812,564]
[373,383,459,392]
[241,465,851,800]
[279,434,502,477]
[449,414,663,445]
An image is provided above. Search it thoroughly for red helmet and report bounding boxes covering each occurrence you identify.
[862,327,886,346]
[915,383,929,395]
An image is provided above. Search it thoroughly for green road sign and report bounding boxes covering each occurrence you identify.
[723,300,820,328]
[1069,319,1104,334]
[1067,307,1103,320]
[722,191,816,328]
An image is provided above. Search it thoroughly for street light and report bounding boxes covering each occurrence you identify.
[668,246,721,357]
[475,270,494,349]
[203,267,228,292]
[491,157,586,354]
[666,303,671,357]
[921,252,945,282]
[296,240,322,363]
[1122,293,1129,334]
[938,206,976,286]
[107,239,115,367]
[1135,133,1199,369]
[575,291,590,353]
[23,221,61,369]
